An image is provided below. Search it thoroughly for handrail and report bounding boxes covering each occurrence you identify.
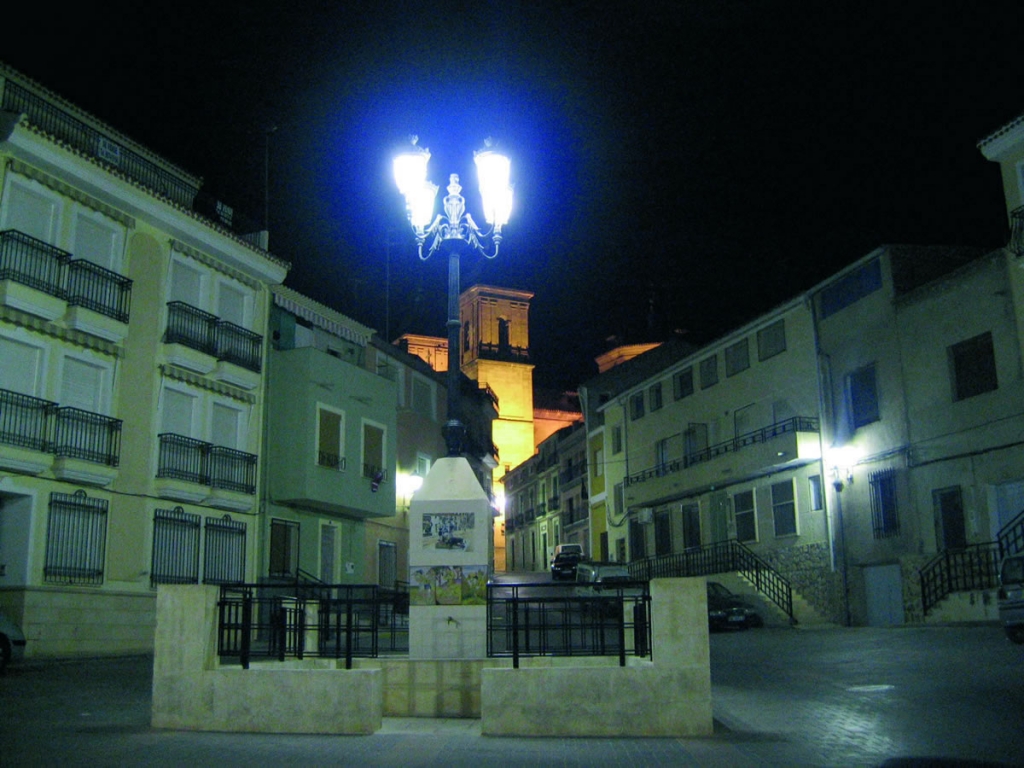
[625,416,820,486]
[998,508,1024,559]
[627,539,795,623]
[920,542,1001,615]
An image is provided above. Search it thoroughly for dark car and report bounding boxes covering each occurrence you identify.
[707,581,763,630]
[550,551,582,580]
[0,610,26,674]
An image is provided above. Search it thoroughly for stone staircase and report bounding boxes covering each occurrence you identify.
[712,571,837,628]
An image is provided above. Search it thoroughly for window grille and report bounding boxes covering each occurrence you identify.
[870,468,900,539]
[203,515,246,584]
[44,490,107,585]
[151,506,201,587]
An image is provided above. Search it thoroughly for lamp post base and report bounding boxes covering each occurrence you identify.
[443,419,466,457]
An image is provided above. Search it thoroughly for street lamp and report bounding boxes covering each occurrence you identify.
[394,136,513,457]
[828,445,859,627]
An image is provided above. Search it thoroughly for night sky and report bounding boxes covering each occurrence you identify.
[5,2,1021,389]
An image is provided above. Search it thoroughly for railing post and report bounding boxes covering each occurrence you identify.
[511,596,520,669]
[345,594,354,670]
[240,594,251,670]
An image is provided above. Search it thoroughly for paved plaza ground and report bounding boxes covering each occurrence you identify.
[2,625,1022,766]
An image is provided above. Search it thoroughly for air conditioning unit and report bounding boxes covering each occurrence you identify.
[635,508,653,524]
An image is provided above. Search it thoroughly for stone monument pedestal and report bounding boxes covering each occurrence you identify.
[407,457,492,659]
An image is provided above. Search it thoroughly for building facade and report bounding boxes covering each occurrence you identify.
[0,64,288,656]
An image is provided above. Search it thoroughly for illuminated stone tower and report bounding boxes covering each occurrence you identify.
[459,285,535,569]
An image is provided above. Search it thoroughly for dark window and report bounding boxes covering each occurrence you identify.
[809,475,823,511]
[612,426,623,455]
[820,257,882,319]
[734,490,756,543]
[725,339,750,377]
[629,517,647,559]
[699,356,718,389]
[772,480,797,537]
[654,510,672,556]
[673,367,694,399]
[848,364,880,429]
[269,518,300,578]
[949,332,997,401]
[757,319,787,361]
[629,392,645,421]
[649,382,663,411]
[870,468,900,539]
[933,486,967,550]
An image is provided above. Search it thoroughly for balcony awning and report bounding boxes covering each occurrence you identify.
[272,286,374,346]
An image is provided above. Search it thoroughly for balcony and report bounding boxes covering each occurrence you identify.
[559,463,587,487]
[0,230,133,338]
[624,417,821,503]
[0,388,121,482]
[156,433,257,511]
[476,341,529,363]
[164,301,263,382]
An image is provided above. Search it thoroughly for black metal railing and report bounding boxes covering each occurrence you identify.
[210,445,258,493]
[486,581,651,668]
[53,407,122,465]
[217,582,409,669]
[157,433,257,494]
[0,230,133,321]
[215,321,263,373]
[2,80,200,209]
[562,506,589,527]
[165,301,218,356]
[204,515,247,585]
[0,388,122,465]
[477,341,529,363]
[625,416,820,487]
[920,543,1002,615]
[628,539,795,622]
[317,452,346,470]
[0,229,70,297]
[0,388,56,452]
[164,302,263,372]
[998,508,1024,560]
[560,463,587,486]
[66,259,132,322]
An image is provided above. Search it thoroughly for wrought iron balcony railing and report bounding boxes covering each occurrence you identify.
[165,302,263,372]
[157,433,257,494]
[625,416,820,487]
[2,80,199,209]
[0,230,133,321]
[0,229,70,298]
[0,389,56,452]
[0,389,122,465]
[66,259,132,322]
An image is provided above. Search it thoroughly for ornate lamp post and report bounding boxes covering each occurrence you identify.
[394,136,513,457]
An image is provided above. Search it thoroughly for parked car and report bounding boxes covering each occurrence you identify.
[575,562,646,616]
[550,551,582,580]
[0,610,26,674]
[998,554,1024,645]
[706,581,764,630]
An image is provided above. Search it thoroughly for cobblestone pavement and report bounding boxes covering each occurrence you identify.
[1,625,1022,767]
